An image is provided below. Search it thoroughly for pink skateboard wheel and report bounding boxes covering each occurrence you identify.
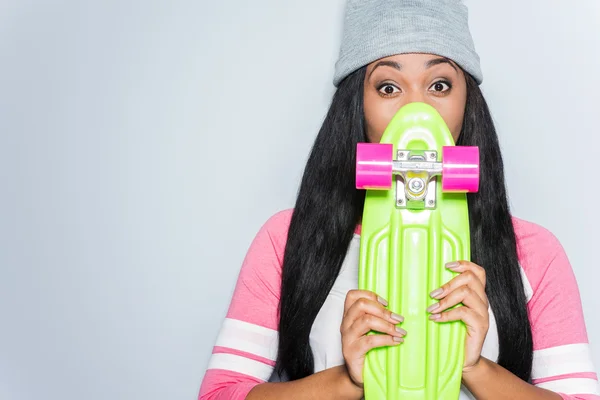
[442,146,480,193]
[356,143,393,190]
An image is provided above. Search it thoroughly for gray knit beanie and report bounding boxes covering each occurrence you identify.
[333,0,482,87]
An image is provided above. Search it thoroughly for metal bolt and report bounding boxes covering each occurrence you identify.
[398,199,404,204]
[409,178,425,192]
[398,152,405,158]
[428,200,434,205]
[429,153,436,159]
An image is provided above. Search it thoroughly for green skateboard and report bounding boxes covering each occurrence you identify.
[356,102,480,399]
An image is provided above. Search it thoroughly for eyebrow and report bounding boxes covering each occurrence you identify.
[368,60,402,79]
[425,58,458,72]
[368,57,458,79]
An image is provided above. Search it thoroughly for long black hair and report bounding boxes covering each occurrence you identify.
[275,66,533,382]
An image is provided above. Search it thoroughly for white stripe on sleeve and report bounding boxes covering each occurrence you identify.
[207,353,274,381]
[535,378,600,395]
[215,318,279,361]
[532,343,596,380]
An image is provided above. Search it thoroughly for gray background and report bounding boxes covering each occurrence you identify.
[1,0,598,399]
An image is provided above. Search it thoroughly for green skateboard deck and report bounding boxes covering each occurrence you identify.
[358,102,475,400]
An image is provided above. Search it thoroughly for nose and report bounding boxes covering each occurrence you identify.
[404,89,428,106]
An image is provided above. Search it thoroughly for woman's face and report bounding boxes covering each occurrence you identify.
[363,53,468,143]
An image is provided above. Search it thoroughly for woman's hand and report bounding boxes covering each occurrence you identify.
[427,261,489,372]
[340,290,406,389]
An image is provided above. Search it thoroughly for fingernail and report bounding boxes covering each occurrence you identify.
[393,336,404,343]
[446,261,460,269]
[430,288,443,298]
[395,326,407,336]
[377,296,388,307]
[391,313,404,322]
[429,313,441,320]
[426,303,440,313]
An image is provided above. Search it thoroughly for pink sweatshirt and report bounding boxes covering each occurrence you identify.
[199,209,599,400]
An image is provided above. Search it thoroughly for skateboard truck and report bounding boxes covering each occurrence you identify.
[394,150,441,209]
[356,143,480,210]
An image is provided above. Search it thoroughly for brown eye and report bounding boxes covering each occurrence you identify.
[429,81,451,93]
[378,84,400,96]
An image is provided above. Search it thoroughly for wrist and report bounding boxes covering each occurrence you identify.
[462,356,490,386]
[337,365,364,400]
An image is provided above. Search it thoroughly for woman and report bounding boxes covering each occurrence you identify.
[199,0,599,399]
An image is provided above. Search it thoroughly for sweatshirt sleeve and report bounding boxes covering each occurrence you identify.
[515,218,599,400]
[198,210,292,400]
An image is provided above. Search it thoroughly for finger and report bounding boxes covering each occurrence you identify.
[348,312,407,339]
[430,305,489,335]
[431,270,487,307]
[344,289,388,314]
[427,285,488,318]
[341,297,403,332]
[445,260,486,287]
[355,333,403,356]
